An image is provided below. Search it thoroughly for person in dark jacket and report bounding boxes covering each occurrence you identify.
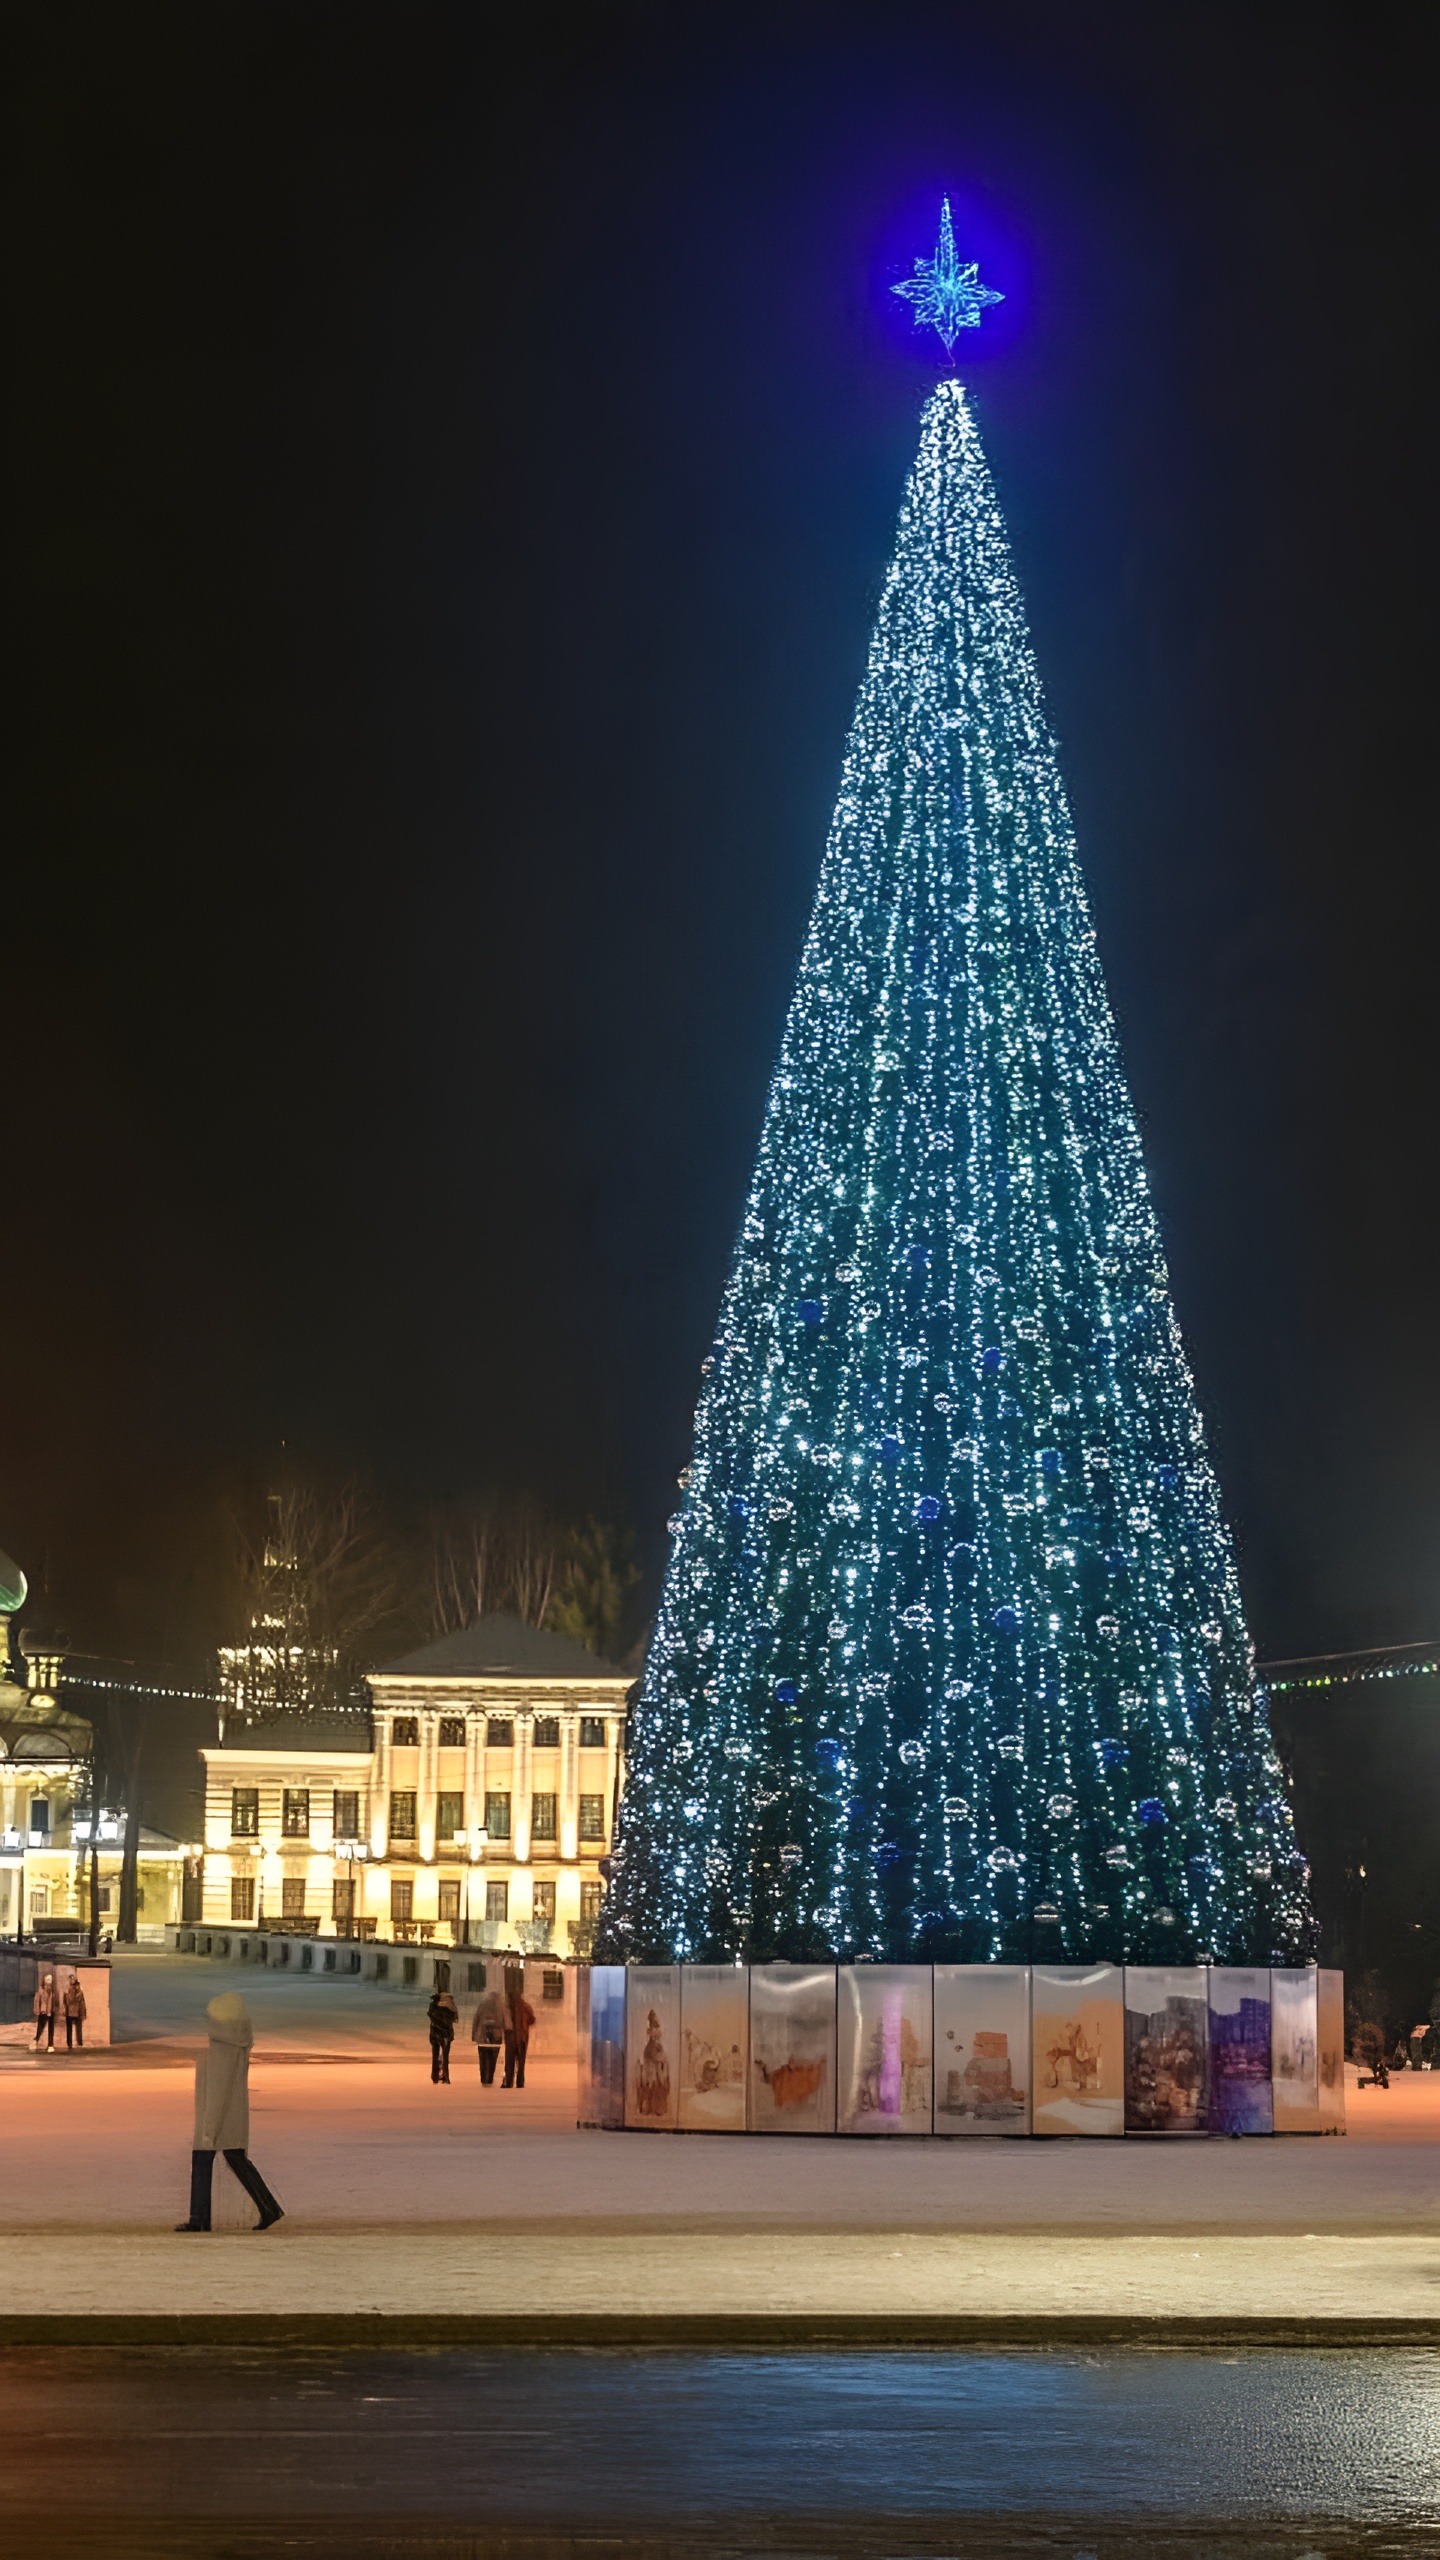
[427,1987,459,2084]
[32,1973,59,2049]
[502,1984,536,2089]
[62,1974,87,2050]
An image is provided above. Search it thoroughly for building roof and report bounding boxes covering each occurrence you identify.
[213,1712,374,1755]
[371,1613,630,1684]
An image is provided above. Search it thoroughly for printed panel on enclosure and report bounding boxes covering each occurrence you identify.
[1270,1969,1320,2133]
[837,1967,933,2134]
[578,1965,626,2129]
[1123,1967,1209,2133]
[624,1965,680,2130]
[1316,1969,1346,2131]
[1031,1963,1124,2136]
[933,1965,1030,2135]
[678,1966,749,2131]
[748,1965,837,2133]
[1208,1968,1273,2134]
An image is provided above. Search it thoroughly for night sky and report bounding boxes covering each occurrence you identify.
[10,4,1437,1668]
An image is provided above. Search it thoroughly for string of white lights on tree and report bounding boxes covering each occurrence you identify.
[600,209,1312,1970]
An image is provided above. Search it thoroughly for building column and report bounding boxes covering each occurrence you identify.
[603,1715,621,1850]
[371,1716,391,1858]
[559,1712,579,1862]
[513,1713,533,1865]
[418,1710,437,1864]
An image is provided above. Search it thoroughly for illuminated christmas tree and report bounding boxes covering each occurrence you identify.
[602,211,1311,1970]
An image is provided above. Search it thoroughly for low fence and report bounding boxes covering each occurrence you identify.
[161,1926,575,2055]
[578,1961,1345,2138]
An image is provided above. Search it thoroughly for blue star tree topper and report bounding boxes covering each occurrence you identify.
[892,198,1003,354]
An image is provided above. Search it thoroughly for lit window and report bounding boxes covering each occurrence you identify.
[579,1793,606,1841]
[282,1789,310,1838]
[230,1789,259,1838]
[530,1792,557,1842]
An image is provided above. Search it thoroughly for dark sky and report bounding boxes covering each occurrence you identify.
[10,2,1437,1666]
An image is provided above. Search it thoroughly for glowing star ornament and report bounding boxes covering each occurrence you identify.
[891,199,1003,355]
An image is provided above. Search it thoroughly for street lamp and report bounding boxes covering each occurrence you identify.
[334,1836,368,1938]
[455,1827,488,1945]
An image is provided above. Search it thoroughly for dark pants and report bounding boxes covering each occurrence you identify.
[66,2016,83,2049]
[477,2041,500,2085]
[186,2149,282,2230]
[430,2032,453,2084]
[34,2014,55,2047]
[502,2034,527,2088]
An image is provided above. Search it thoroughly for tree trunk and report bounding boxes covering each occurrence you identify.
[115,1709,148,1945]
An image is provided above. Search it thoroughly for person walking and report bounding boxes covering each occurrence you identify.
[427,1985,459,2084]
[501,1979,536,2089]
[32,1972,59,2050]
[175,1992,284,2233]
[62,1974,87,2051]
[470,1982,504,2086]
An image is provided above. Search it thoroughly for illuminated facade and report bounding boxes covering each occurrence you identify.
[201,1615,629,1950]
[0,1595,188,1939]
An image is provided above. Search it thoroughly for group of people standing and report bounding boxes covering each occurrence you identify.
[426,1977,535,2087]
[31,1971,87,2049]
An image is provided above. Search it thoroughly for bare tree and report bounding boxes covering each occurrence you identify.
[426,1497,568,1638]
[427,1500,640,1659]
[220,1484,402,1732]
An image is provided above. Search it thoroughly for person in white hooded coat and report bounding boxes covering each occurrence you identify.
[175,1993,284,2233]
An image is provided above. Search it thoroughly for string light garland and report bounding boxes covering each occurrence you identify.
[600,360,1312,1973]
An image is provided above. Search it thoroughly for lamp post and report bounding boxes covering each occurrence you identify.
[334,1837,367,1939]
[457,1827,488,1946]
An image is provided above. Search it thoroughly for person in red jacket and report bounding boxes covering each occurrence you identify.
[502,1984,536,2089]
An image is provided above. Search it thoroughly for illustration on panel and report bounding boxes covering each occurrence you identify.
[1271,1969,1320,2132]
[579,1964,626,2128]
[1208,1968,1273,2134]
[625,1965,680,2130]
[678,1966,749,2131]
[1031,1964,1124,2135]
[1316,1969,1346,2131]
[748,1965,837,2133]
[837,1967,933,2134]
[933,1965,1030,2134]
[1123,1968,1209,2133]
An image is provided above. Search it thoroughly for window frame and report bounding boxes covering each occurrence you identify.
[388,1788,418,1842]
[438,1716,467,1749]
[391,1716,419,1748]
[281,1787,310,1839]
[483,1789,511,1842]
[578,1792,606,1841]
[579,1716,606,1749]
[435,1789,465,1841]
[530,1791,558,1842]
[230,1787,260,1838]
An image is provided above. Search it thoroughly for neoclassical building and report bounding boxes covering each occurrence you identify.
[200,1616,631,1950]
